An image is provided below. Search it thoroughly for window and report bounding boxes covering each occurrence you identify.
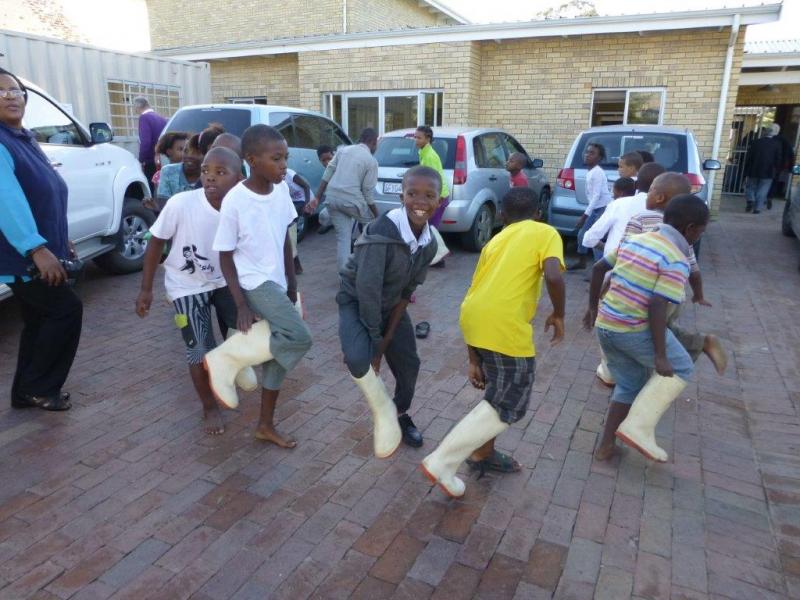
[474,133,507,169]
[107,80,180,138]
[226,96,267,105]
[501,134,531,166]
[165,107,252,137]
[374,135,456,169]
[569,131,687,172]
[322,90,444,137]
[268,112,296,145]
[591,89,665,126]
[291,114,350,150]
[23,90,84,145]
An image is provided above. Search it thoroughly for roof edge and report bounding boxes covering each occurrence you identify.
[420,0,470,24]
[154,4,782,61]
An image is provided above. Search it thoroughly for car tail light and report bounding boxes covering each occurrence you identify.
[684,173,705,194]
[453,135,467,185]
[557,168,575,190]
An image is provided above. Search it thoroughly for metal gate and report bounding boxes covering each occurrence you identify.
[722,107,775,194]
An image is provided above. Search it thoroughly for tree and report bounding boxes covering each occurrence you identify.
[537,0,598,19]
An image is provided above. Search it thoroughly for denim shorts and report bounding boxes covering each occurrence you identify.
[597,327,693,405]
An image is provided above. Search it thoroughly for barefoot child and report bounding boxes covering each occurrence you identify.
[204,125,313,448]
[506,152,529,188]
[338,165,441,457]
[135,147,251,435]
[586,194,710,463]
[422,187,565,498]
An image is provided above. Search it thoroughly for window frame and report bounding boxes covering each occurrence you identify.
[24,89,88,147]
[226,96,268,105]
[106,79,181,140]
[590,87,667,127]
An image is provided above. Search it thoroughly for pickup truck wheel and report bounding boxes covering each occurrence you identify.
[782,199,796,237]
[461,203,494,252]
[95,199,155,274]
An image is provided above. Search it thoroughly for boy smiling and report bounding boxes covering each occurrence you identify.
[338,165,441,457]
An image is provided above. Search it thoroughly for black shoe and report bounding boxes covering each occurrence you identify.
[767,198,773,210]
[753,210,761,214]
[430,260,445,269]
[745,202,753,213]
[566,261,586,272]
[398,414,423,448]
[12,392,71,411]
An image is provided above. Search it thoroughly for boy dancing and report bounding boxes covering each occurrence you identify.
[204,125,312,448]
[585,194,710,462]
[338,165,441,457]
[422,187,565,498]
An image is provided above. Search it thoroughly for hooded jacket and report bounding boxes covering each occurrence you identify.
[337,213,437,347]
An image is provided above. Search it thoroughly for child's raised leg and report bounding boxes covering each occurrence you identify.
[255,388,296,448]
[188,364,225,435]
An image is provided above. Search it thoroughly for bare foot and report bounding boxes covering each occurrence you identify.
[703,334,728,375]
[594,442,617,461]
[203,406,225,435]
[254,427,297,448]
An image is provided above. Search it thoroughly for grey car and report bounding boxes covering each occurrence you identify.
[372,127,549,251]
[782,165,800,269]
[548,125,721,235]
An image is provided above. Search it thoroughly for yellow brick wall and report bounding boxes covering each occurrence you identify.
[476,29,744,211]
[737,84,800,106]
[210,55,300,106]
[346,0,452,33]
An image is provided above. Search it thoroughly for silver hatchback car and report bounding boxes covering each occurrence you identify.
[548,125,721,235]
[372,127,549,251]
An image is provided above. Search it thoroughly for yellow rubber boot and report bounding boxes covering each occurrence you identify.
[352,369,402,458]
[421,400,508,498]
[204,320,273,409]
[225,330,259,392]
[596,354,615,387]
[615,374,687,462]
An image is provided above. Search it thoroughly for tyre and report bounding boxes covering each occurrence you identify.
[782,199,796,237]
[296,213,307,243]
[539,187,551,222]
[461,203,494,252]
[94,198,155,274]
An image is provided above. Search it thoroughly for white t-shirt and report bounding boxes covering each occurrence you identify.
[149,188,226,301]
[583,192,648,257]
[213,180,297,291]
[584,165,613,215]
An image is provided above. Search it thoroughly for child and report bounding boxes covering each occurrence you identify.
[617,151,643,180]
[506,152,529,188]
[422,187,566,498]
[415,125,449,267]
[284,168,311,274]
[613,176,636,200]
[585,194,709,463]
[568,142,612,270]
[154,133,203,211]
[151,132,189,189]
[315,145,335,235]
[204,125,313,448]
[135,147,251,435]
[338,165,441,457]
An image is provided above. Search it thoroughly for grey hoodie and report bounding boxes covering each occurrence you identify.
[337,213,438,346]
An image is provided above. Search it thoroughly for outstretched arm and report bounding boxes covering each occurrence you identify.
[543,257,566,345]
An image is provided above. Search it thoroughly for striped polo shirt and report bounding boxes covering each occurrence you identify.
[623,210,699,273]
[596,224,691,333]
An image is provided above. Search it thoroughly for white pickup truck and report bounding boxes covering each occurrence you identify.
[1,79,154,300]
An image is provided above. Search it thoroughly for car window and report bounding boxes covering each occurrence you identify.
[570,131,688,172]
[165,108,252,137]
[374,135,455,169]
[268,112,296,146]
[502,134,531,166]
[474,133,507,169]
[292,114,328,150]
[23,90,84,145]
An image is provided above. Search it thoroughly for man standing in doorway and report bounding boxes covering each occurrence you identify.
[134,96,168,195]
[744,124,782,214]
[309,128,380,271]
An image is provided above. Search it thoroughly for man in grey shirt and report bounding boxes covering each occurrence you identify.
[309,128,379,270]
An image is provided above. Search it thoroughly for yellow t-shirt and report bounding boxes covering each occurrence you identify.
[459,220,564,357]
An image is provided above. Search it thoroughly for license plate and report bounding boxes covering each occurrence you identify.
[383,182,402,195]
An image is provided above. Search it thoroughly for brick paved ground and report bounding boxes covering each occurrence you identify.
[0,196,798,599]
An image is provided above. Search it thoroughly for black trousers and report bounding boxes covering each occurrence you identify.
[8,278,83,398]
[338,301,420,414]
[142,160,157,197]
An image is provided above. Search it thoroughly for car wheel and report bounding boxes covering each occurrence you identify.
[296,214,307,243]
[782,199,795,237]
[461,203,494,252]
[539,187,551,222]
[95,199,155,274]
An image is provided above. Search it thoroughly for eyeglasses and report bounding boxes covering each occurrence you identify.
[0,89,25,99]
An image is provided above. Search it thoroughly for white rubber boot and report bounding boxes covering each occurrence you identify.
[430,226,450,265]
[204,320,273,410]
[421,400,508,498]
[596,354,615,387]
[615,374,687,462]
[225,330,259,392]
[352,369,402,458]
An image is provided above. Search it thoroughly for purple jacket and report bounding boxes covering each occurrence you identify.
[138,110,168,163]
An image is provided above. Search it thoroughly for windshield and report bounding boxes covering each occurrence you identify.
[374,136,455,169]
[164,108,252,137]
[570,131,688,173]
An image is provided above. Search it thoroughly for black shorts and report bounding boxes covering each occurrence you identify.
[475,348,535,424]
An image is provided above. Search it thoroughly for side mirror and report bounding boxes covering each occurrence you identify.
[702,159,721,171]
[90,122,113,144]
[531,158,544,169]
[792,164,800,175]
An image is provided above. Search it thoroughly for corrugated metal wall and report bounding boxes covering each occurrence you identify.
[0,29,211,155]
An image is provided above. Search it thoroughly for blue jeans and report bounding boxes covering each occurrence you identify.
[597,327,694,405]
[745,177,772,211]
[577,207,605,261]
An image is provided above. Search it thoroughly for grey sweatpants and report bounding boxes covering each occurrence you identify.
[667,304,705,362]
[338,301,420,414]
[244,280,313,390]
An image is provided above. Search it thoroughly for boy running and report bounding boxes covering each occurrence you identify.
[422,187,565,498]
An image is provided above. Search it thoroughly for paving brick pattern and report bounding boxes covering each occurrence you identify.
[0,196,798,598]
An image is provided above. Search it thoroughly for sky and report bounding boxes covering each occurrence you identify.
[60,0,798,52]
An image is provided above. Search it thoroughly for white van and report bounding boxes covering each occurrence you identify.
[1,79,154,300]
